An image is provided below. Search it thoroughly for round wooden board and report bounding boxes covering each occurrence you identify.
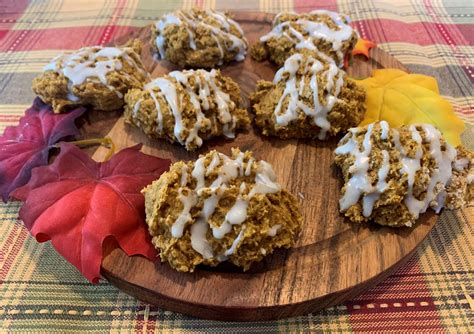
[94,12,437,321]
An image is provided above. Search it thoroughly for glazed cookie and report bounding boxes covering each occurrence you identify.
[250,50,365,140]
[251,10,358,67]
[152,8,248,68]
[334,121,474,227]
[32,40,148,113]
[124,69,250,151]
[143,148,303,272]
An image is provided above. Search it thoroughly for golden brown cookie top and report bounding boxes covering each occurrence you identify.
[142,148,302,271]
[154,8,248,65]
[129,69,247,150]
[259,10,357,67]
[43,43,148,101]
[269,50,347,139]
[161,149,281,240]
[334,121,474,226]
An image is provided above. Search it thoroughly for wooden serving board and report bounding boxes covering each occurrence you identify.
[91,12,437,321]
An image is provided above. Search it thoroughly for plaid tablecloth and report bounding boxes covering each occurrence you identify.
[0,0,473,332]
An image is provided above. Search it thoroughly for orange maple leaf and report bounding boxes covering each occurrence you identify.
[352,38,376,58]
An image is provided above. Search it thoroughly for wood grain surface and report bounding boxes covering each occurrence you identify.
[93,12,437,321]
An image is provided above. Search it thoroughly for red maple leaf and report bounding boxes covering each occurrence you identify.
[12,143,170,283]
[0,98,85,201]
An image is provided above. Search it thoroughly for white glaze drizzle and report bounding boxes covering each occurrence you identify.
[362,149,390,217]
[467,174,474,184]
[190,219,213,259]
[398,125,424,219]
[154,14,186,58]
[261,10,355,67]
[417,124,456,214]
[154,9,247,64]
[453,157,469,171]
[245,158,254,176]
[273,53,344,139]
[44,46,146,101]
[380,120,389,140]
[335,122,462,224]
[180,165,189,187]
[224,226,246,256]
[267,224,282,237]
[172,151,281,261]
[137,69,237,149]
[172,189,197,238]
[132,99,141,117]
[336,123,376,215]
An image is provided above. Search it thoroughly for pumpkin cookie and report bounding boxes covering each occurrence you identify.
[143,148,303,272]
[251,10,358,67]
[152,8,248,68]
[334,121,474,227]
[250,50,365,140]
[124,69,249,151]
[32,40,148,113]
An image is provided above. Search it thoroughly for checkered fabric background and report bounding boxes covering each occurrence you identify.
[0,0,473,332]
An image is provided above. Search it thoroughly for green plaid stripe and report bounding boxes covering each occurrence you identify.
[0,0,473,332]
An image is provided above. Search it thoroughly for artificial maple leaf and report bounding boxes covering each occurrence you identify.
[355,69,465,146]
[0,98,85,201]
[352,37,376,58]
[12,143,170,283]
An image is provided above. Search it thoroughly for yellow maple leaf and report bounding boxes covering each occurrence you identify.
[355,69,465,146]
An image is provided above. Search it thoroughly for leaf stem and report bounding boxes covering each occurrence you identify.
[64,137,116,161]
